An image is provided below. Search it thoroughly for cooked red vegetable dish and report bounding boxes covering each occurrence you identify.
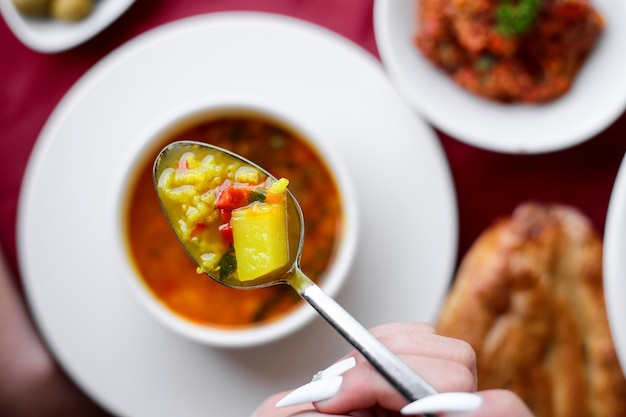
[414,0,604,103]
[126,114,343,328]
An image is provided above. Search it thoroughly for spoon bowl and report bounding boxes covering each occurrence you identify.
[154,140,439,407]
[153,140,305,290]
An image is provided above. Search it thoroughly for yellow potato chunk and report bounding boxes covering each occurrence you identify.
[230,202,289,281]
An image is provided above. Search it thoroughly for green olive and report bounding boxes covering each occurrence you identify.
[50,0,93,21]
[12,0,50,17]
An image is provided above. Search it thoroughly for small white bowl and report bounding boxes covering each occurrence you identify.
[0,0,135,53]
[112,97,359,348]
[374,0,626,154]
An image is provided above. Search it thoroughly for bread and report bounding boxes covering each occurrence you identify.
[436,203,626,417]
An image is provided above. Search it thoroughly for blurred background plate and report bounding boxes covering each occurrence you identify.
[603,151,626,376]
[374,0,626,154]
[0,0,135,53]
[17,12,457,417]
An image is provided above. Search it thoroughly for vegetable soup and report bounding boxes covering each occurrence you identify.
[125,113,343,328]
[155,143,294,285]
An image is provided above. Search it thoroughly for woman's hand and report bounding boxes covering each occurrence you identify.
[251,322,534,417]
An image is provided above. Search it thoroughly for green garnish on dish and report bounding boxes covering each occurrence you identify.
[496,0,542,36]
[248,188,267,204]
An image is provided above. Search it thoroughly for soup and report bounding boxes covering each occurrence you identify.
[155,142,294,284]
[125,113,343,328]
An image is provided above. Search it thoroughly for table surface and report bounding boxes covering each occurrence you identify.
[1,0,625,400]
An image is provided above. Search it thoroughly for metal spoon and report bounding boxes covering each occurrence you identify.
[153,140,438,406]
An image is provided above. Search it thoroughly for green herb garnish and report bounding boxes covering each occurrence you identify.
[496,0,542,36]
[248,188,266,203]
[218,248,237,279]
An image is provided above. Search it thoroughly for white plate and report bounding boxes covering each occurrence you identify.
[17,12,458,417]
[603,152,626,376]
[374,0,626,154]
[0,0,135,53]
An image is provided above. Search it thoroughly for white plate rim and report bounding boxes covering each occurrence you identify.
[374,0,626,154]
[17,12,458,416]
[603,150,626,376]
[0,0,135,53]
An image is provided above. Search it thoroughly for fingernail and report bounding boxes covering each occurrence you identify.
[275,357,356,408]
[275,376,343,408]
[401,392,482,416]
[311,357,356,381]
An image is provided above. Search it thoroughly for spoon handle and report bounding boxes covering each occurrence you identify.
[291,270,438,406]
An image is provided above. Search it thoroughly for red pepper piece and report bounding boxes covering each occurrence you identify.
[219,208,232,223]
[190,223,208,238]
[216,186,251,210]
[218,223,233,244]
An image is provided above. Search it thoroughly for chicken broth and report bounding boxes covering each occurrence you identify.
[125,113,343,328]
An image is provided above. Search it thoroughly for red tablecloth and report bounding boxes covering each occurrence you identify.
[2,0,626,286]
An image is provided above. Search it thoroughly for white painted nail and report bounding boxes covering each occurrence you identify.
[275,357,356,408]
[401,392,482,416]
[311,357,356,381]
[275,376,343,408]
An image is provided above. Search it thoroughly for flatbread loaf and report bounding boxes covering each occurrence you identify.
[436,203,626,417]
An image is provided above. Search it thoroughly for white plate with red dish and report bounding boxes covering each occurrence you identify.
[374,0,626,154]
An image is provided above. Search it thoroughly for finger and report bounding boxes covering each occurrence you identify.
[348,323,475,376]
[251,392,337,417]
[368,322,437,338]
[401,392,483,415]
[314,354,476,414]
[465,390,534,417]
[327,322,449,380]
[374,332,477,373]
[273,326,478,414]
